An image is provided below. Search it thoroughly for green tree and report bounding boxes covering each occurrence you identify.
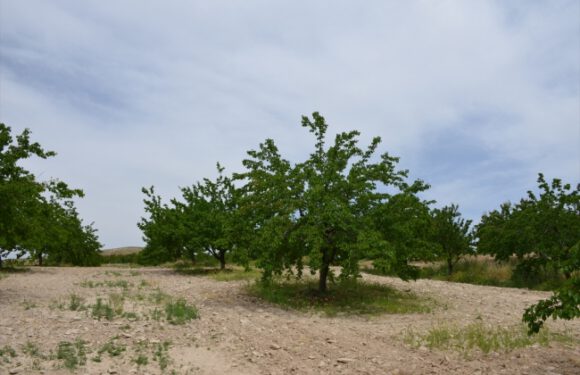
[174,164,241,269]
[523,241,579,333]
[476,174,579,332]
[370,185,434,278]
[138,186,191,264]
[431,204,473,275]
[237,112,430,293]
[0,124,100,267]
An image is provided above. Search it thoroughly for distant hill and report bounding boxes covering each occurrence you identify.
[101,246,143,257]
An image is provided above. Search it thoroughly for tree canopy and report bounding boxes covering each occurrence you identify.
[0,124,101,266]
[476,174,579,332]
[430,204,473,275]
[237,112,431,292]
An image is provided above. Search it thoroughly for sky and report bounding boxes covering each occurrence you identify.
[1,1,579,249]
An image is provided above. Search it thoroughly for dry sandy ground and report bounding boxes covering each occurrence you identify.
[0,267,578,375]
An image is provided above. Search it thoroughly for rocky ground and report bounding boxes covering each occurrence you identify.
[0,267,578,375]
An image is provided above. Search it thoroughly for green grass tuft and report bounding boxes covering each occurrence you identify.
[165,298,199,324]
[91,298,115,320]
[249,279,430,316]
[55,339,88,370]
[68,293,85,311]
[0,345,17,363]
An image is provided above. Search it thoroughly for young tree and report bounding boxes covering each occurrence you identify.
[430,204,473,275]
[477,174,579,277]
[138,186,191,264]
[177,164,241,269]
[476,174,579,332]
[237,112,430,293]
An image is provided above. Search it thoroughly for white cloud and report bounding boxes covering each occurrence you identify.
[1,0,578,247]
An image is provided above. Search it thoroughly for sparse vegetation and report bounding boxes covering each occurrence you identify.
[22,341,44,358]
[98,337,126,358]
[0,345,17,363]
[249,279,430,316]
[68,293,85,311]
[91,298,115,320]
[153,341,171,370]
[80,279,132,289]
[21,299,37,310]
[165,298,199,324]
[403,323,576,355]
[54,339,88,370]
[209,268,261,282]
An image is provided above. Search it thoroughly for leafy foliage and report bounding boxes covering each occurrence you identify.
[237,112,431,292]
[477,174,579,332]
[430,204,473,275]
[0,124,101,266]
[138,165,244,268]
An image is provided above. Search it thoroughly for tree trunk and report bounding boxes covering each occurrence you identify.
[219,252,226,270]
[319,262,329,294]
[447,258,453,275]
[0,254,3,268]
[38,252,43,267]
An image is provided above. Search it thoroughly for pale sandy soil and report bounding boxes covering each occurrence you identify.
[0,267,578,375]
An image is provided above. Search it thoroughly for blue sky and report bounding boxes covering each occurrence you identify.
[1,1,578,248]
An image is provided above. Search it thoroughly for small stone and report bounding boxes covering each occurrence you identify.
[121,333,132,338]
[108,369,118,374]
[337,358,354,363]
[318,361,326,367]
[9,368,20,375]
[270,344,281,350]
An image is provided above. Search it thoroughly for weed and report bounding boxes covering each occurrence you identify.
[165,298,199,325]
[122,312,139,321]
[403,323,576,355]
[249,279,430,316]
[153,341,171,370]
[68,293,85,311]
[0,345,17,363]
[21,299,37,310]
[139,279,150,288]
[129,270,141,276]
[104,271,123,277]
[149,288,171,305]
[80,279,132,290]
[134,353,149,366]
[80,280,98,288]
[22,341,44,358]
[150,307,163,321]
[49,299,65,310]
[91,298,114,320]
[55,339,88,370]
[98,338,126,357]
[108,293,125,315]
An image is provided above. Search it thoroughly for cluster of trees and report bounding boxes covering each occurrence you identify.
[139,113,476,291]
[476,174,579,332]
[139,113,578,331]
[0,124,102,267]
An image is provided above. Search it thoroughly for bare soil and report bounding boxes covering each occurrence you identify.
[0,267,578,375]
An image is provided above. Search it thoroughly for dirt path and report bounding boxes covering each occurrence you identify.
[0,267,578,374]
